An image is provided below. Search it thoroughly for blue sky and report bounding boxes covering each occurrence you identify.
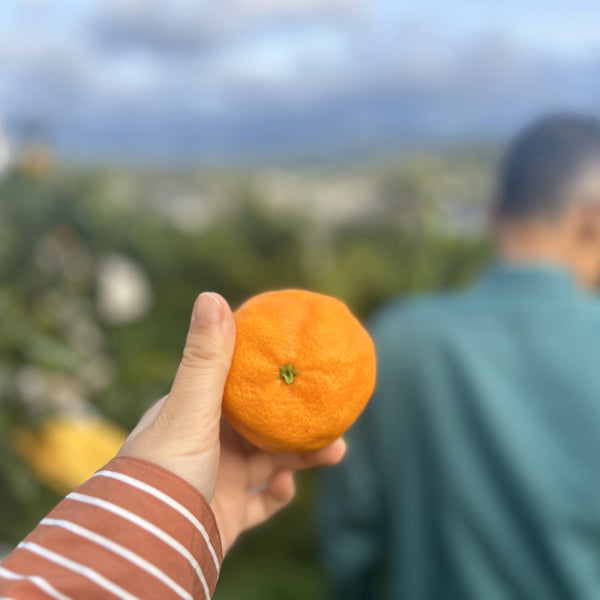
[1,0,600,162]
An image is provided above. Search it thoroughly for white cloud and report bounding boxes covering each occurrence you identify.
[1,0,600,159]
[92,0,365,54]
[211,0,366,23]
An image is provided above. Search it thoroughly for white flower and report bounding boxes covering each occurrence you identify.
[96,253,153,324]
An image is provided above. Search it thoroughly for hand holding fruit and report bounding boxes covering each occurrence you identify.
[118,292,236,501]
[118,291,354,553]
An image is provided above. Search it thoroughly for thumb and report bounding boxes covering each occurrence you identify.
[157,292,236,445]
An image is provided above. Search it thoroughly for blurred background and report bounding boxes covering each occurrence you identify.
[1,0,599,598]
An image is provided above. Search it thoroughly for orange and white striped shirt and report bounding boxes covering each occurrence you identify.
[0,457,222,599]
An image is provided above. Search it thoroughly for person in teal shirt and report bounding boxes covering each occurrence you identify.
[319,114,600,599]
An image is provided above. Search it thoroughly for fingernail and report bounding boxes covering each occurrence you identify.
[193,292,223,325]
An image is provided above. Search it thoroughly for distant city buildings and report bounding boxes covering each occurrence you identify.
[0,119,10,175]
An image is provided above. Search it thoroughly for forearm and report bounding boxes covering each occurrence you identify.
[0,457,222,599]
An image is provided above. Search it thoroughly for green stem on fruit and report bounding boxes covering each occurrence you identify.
[279,363,298,385]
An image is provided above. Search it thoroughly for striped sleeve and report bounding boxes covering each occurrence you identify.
[0,456,223,600]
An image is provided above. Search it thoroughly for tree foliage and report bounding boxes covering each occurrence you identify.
[0,160,492,595]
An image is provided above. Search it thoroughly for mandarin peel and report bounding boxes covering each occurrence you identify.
[223,289,376,453]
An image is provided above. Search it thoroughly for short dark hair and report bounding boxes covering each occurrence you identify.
[495,113,600,219]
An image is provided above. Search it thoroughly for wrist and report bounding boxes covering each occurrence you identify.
[118,443,219,501]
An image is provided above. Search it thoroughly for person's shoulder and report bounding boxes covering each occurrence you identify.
[369,290,465,340]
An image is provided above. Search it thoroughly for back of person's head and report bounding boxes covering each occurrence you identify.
[495,113,600,220]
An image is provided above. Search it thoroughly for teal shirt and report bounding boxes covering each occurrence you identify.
[319,266,600,600]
